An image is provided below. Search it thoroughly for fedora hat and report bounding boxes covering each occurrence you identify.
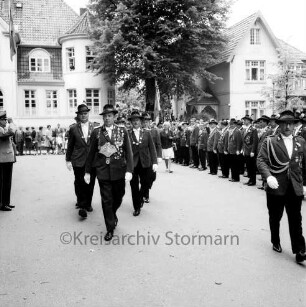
[209,118,218,125]
[229,118,237,124]
[235,120,243,126]
[100,104,118,116]
[128,110,143,120]
[258,115,270,123]
[275,110,299,123]
[0,111,7,120]
[241,114,253,122]
[76,104,90,114]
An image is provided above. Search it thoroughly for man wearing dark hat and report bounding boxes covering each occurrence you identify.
[142,112,162,203]
[128,110,157,216]
[66,104,96,218]
[0,111,17,211]
[257,110,306,263]
[241,115,258,186]
[207,119,220,175]
[190,118,200,169]
[217,120,229,178]
[224,119,243,182]
[85,104,133,241]
[180,122,190,166]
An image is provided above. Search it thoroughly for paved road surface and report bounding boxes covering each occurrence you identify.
[0,155,305,307]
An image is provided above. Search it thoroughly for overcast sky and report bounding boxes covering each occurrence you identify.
[64,0,306,53]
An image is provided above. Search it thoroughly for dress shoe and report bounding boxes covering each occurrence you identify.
[0,205,12,211]
[296,251,306,263]
[272,243,282,253]
[219,175,228,178]
[243,182,250,185]
[86,206,93,212]
[8,204,15,208]
[229,179,239,182]
[133,209,141,216]
[104,230,114,241]
[143,197,150,203]
[247,182,256,186]
[78,208,87,218]
[257,186,265,190]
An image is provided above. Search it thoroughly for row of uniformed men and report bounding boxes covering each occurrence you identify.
[66,104,161,241]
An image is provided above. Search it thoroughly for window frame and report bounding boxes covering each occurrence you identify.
[85,46,95,70]
[245,100,265,120]
[29,49,51,73]
[85,89,100,115]
[67,89,77,113]
[46,90,58,115]
[107,89,116,105]
[66,47,75,71]
[245,60,265,81]
[250,28,260,45]
[24,90,36,116]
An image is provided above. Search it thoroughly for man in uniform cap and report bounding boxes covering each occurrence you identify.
[66,104,96,217]
[241,115,258,186]
[257,110,306,263]
[85,104,133,241]
[128,110,157,216]
[0,111,17,211]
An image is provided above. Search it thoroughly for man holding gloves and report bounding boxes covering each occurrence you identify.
[257,110,306,264]
[84,104,133,241]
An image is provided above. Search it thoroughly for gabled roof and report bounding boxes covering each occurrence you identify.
[277,39,306,62]
[0,0,79,46]
[218,11,280,64]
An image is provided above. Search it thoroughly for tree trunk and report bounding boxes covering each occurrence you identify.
[145,78,156,112]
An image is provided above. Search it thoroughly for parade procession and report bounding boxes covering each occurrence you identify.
[1,0,306,306]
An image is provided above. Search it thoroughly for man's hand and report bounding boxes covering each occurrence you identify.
[236,151,240,155]
[66,161,72,171]
[152,164,158,172]
[157,157,163,164]
[213,150,217,154]
[84,173,90,184]
[267,176,279,189]
[250,152,255,158]
[125,172,132,182]
[224,151,228,155]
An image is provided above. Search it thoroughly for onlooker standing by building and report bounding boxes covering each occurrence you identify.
[198,123,208,171]
[36,127,44,155]
[24,127,32,155]
[0,111,17,211]
[45,125,53,154]
[31,127,37,155]
[15,127,24,156]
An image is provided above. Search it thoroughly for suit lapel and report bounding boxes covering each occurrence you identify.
[276,136,290,159]
[77,123,87,145]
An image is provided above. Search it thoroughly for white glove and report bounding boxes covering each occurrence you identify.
[125,172,132,182]
[84,173,90,184]
[250,152,255,158]
[224,151,228,155]
[152,164,158,172]
[267,176,279,189]
[236,151,240,155]
[66,161,72,171]
[213,150,217,154]
[157,157,163,163]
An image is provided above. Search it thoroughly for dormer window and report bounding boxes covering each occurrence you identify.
[250,28,260,45]
[29,49,51,72]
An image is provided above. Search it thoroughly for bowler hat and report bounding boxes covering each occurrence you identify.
[0,111,7,120]
[258,115,270,123]
[241,114,253,122]
[129,110,143,120]
[209,118,218,125]
[275,110,299,123]
[100,104,118,116]
[76,104,90,114]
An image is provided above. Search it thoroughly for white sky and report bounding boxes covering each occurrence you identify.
[64,0,306,53]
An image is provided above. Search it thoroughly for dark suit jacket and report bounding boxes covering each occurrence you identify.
[207,128,220,152]
[257,134,305,196]
[149,128,162,158]
[190,125,199,146]
[217,127,228,153]
[129,129,157,168]
[225,127,242,154]
[66,121,95,167]
[242,126,259,155]
[85,125,133,181]
[198,129,208,151]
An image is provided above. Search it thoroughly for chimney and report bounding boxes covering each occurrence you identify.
[80,8,87,16]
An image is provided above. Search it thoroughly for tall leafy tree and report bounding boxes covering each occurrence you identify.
[89,0,229,112]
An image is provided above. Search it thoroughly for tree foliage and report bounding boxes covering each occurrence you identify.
[89,0,229,111]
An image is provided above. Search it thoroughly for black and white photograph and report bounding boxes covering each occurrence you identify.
[0,0,306,306]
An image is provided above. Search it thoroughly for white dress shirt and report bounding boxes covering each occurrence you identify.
[105,125,114,139]
[281,134,293,159]
[133,128,141,142]
[81,122,89,139]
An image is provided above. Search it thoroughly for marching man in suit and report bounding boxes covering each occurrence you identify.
[85,104,133,241]
[257,110,306,263]
[0,111,16,211]
[242,115,259,186]
[66,104,96,218]
[128,110,158,216]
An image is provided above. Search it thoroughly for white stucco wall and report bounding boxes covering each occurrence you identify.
[0,18,18,118]
[229,19,279,119]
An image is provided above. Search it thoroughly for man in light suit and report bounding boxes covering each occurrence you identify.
[66,104,96,218]
[0,111,17,211]
[129,110,158,216]
[257,110,306,263]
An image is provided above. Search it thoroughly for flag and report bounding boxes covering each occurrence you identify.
[7,0,17,61]
[154,80,161,124]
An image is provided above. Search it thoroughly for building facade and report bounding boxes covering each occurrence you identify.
[0,0,114,127]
